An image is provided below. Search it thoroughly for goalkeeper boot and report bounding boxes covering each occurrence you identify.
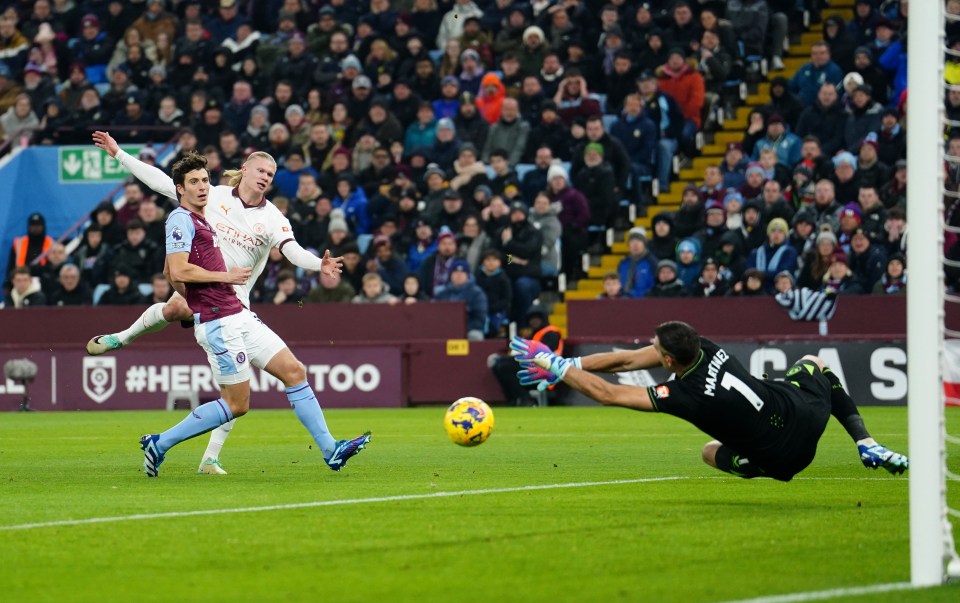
[325,432,371,472]
[140,434,165,477]
[86,334,122,356]
[859,443,909,475]
[198,458,228,475]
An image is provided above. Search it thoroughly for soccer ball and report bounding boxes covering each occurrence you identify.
[444,397,494,446]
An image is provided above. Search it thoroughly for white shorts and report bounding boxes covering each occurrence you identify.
[194,309,287,385]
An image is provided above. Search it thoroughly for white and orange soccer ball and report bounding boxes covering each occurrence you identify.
[444,397,495,446]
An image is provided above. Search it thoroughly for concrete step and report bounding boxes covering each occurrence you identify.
[564,288,600,300]
[576,279,605,291]
[714,131,744,145]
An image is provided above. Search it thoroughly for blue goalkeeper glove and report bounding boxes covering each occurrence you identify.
[517,352,579,391]
[509,336,552,362]
[516,363,560,391]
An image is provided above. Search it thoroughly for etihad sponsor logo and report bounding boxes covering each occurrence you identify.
[215,223,265,249]
[655,385,670,399]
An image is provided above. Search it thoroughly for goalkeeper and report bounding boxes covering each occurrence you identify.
[511,320,908,481]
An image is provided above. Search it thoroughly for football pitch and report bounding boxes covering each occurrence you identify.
[1,406,958,603]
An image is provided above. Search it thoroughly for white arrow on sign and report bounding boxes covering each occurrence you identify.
[63,153,82,176]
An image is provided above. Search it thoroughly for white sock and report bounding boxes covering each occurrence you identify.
[201,418,236,462]
[117,303,170,346]
[857,437,877,448]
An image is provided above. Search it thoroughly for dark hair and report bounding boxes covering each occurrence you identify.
[489,148,509,160]
[12,266,31,277]
[654,321,701,366]
[171,151,208,192]
[277,269,296,283]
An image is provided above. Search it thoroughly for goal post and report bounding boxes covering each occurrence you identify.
[908,1,957,586]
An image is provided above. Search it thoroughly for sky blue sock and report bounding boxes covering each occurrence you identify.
[287,382,336,457]
[157,399,233,454]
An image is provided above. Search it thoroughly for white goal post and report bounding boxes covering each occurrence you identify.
[909,0,960,586]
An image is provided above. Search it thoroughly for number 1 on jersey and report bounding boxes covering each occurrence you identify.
[720,372,764,411]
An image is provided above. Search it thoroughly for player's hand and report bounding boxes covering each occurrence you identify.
[509,336,552,362]
[227,266,252,284]
[516,364,559,392]
[92,131,120,158]
[528,351,574,382]
[320,249,344,277]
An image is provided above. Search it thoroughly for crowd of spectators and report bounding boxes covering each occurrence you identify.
[0,0,946,332]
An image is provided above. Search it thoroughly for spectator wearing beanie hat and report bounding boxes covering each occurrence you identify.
[419,225,459,297]
[721,141,748,190]
[618,227,657,298]
[873,252,906,295]
[674,183,706,238]
[831,151,861,205]
[740,161,767,200]
[789,208,819,257]
[753,113,802,168]
[746,216,798,293]
[877,107,905,166]
[649,211,677,261]
[574,142,618,242]
[435,258,489,341]
[497,200,543,325]
[822,249,863,295]
[648,258,689,297]
[695,199,729,261]
[675,237,702,288]
[848,227,886,292]
[856,132,891,189]
[723,189,745,231]
[740,198,767,252]
[547,161,590,279]
[429,117,461,173]
[837,202,863,252]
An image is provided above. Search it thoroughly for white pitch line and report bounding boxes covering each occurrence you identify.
[0,476,686,532]
[713,581,916,603]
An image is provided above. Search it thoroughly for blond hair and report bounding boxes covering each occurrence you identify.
[223,151,277,187]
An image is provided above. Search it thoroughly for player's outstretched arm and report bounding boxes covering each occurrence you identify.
[579,345,662,373]
[93,130,178,200]
[533,352,655,412]
[280,241,344,277]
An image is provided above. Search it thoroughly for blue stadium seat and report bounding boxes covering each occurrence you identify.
[92,284,110,305]
[428,49,444,65]
[138,283,152,297]
[590,93,607,114]
[357,233,374,254]
[515,163,535,180]
[601,114,618,134]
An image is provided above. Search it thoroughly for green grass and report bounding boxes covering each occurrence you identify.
[0,407,958,603]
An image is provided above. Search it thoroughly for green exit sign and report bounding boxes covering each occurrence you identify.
[58,146,144,183]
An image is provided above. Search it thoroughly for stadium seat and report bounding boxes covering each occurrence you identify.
[589,93,607,114]
[601,114,618,134]
[92,284,110,305]
[138,283,152,297]
[515,163,535,180]
[428,49,444,65]
[357,233,374,254]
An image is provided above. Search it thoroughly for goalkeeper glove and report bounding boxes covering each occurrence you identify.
[517,363,560,391]
[509,336,552,362]
[528,351,575,382]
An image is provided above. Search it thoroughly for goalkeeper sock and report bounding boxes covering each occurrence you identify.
[157,399,233,454]
[823,368,871,442]
[201,419,235,461]
[117,303,170,346]
[286,382,336,457]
